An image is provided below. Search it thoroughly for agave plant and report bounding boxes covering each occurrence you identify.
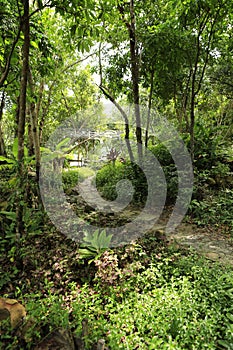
[78,229,113,260]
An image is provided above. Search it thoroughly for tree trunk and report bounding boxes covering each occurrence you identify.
[99,85,134,162]
[129,0,142,161]
[118,0,142,162]
[189,91,195,164]
[16,0,30,238]
[0,92,7,156]
[27,108,34,157]
[97,42,134,163]
[188,9,217,163]
[28,68,41,181]
[17,0,30,165]
[145,69,154,148]
[0,24,22,88]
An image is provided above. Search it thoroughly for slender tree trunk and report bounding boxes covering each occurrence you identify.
[99,85,134,162]
[0,24,22,88]
[36,80,44,119]
[28,68,41,181]
[27,116,34,156]
[0,123,6,156]
[145,69,154,148]
[183,69,191,132]
[118,0,142,162]
[0,91,7,156]
[129,0,142,161]
[188,10,217,163]
[18,0,30,164]
[97,42,134,162]
[15,96,20,138]
[189,90,195,163]
[16,0,30,238]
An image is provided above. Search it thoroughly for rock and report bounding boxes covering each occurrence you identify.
[97,339,105,350]
[34,328,75,350]
[0,297,26,329]
[205,252,220,261]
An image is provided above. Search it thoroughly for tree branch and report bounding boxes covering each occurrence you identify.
[195,9,220,96]
[98,84,134,162]
[61,52,97,73]
[0,24,22,87]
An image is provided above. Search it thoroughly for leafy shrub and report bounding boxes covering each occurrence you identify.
[96,154,179,205]
[62,167,95,192]
[96,161,147,204]
[148,143,178,203]
[0,289,70,349]
[148,143,174,166]
[189,157,233,234]
[184,121,231,171]
[78,229,113,259]
[189,188,233,234]
[209,162,232,188]
[62,169,79,191]
[162,165,178,203]
[191,161,232,204]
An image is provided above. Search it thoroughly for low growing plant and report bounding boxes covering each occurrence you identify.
[78,229,113,260]
[189,188,233,234]
[1,247,233,350]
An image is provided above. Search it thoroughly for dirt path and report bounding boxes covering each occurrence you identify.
[167,223,233,266]
[74,176,233,266]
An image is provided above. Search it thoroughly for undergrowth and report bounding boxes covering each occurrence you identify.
[1,237,233,349]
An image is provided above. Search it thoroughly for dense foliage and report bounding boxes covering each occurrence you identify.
[0,0,233,348]
[1,237,233,349]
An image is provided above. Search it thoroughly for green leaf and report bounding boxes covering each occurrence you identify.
[82,229,112,254]
[217,339,232,349]
[98,230,113,249]
[82,231,94,244]
[56,137,71,150]
[92,230,100,250]
[31,41,39,49]
[0,211,17,221]
[78,248,96,259]
[226,313,233,322]
[0,156,15,164]
[40,147,52,154]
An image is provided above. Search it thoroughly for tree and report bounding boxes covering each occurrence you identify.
[144,0,230,162]
[16,0,30,237]
[0,92,7,156]
[0,0,103,240]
